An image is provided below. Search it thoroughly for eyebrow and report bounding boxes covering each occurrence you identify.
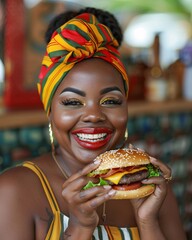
[100,86,122,95]
[60,87,86,97]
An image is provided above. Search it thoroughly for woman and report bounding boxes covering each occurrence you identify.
[0,7,186,240]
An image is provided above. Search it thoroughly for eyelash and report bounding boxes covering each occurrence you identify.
[61,97,122,107]
[100,97,122,105]
[61,98,84,106]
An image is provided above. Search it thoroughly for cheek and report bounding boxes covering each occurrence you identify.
[51,107,79,133]
[108,108,128,130]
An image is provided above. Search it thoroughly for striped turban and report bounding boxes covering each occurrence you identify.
[38,13,129,114]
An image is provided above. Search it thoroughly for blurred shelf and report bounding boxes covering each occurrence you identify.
[128,99,192,116]
[0,108,48,129]
[0,99,192,129]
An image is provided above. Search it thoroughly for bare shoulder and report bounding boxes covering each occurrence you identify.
[159,184,187,240]
[0,164,46,240]
[0,164,40,199]
[0,164,43,217]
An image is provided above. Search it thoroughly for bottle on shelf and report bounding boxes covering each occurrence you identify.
[145,33,168,101]
[165,59,183,100]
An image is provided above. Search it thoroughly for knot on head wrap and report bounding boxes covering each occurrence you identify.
[38,13,129,114]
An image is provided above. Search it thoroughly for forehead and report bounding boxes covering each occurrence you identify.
[56,58,125,92]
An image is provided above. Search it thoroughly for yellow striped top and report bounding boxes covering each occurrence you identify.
[23,161,140,240]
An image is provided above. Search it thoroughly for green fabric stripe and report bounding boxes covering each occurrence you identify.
[119,228,125,240]
[45,70,70,113]
[97,26,107,43]
[92,235,96,240]
[65,38,86,49]
[89,14,95,24]
[97,225,103,240]
[65,23,90,41]
[49,49,68,58]
[60,213,64,239]
[127,227,133,240]
[41,63,58,93]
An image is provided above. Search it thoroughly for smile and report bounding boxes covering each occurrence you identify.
[76,133,107,142]
[72,128,113,150]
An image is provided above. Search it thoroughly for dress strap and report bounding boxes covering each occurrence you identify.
[22,161,60,213]
[22,161,62,239]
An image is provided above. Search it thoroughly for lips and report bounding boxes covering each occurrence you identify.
[72,128,113,150]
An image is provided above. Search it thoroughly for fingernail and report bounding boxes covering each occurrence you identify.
[108,189,116,196]
[150,157,157,162]
[93,159,101,164]
[103,185,111,190]
[137,147,145,152]
[142,179,148,183]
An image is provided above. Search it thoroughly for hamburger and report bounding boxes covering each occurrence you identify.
[83,148,160,199]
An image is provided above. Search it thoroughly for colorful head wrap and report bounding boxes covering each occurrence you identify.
[38,13,129,114]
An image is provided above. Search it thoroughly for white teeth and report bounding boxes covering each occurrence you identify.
[76,133,107,142]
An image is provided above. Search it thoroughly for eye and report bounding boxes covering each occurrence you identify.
[100,97,122,106]
[61,98,84,107]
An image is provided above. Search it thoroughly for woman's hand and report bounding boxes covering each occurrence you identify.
[61,159,116,232]
[130,154,171,225]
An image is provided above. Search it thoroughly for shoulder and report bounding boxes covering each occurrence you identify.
[0,164,42,209]
[0,161,52,216]
[0,165,41,239]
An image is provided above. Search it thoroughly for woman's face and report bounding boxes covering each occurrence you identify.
[50,58,128,164]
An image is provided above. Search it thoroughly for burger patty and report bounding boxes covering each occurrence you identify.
[106,170,148,185]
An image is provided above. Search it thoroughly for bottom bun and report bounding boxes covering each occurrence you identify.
[112,185,155,199]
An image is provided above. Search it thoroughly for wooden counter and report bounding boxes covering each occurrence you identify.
[0,99,192,129]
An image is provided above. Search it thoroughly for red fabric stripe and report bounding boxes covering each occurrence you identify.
[62,29,88,45]
[99,24,112,42]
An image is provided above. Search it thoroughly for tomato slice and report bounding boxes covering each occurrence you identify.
[112,182,142,191]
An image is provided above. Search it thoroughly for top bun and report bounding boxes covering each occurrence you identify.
[94,148,150,171]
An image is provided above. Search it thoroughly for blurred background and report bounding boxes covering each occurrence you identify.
[0,0,192,238]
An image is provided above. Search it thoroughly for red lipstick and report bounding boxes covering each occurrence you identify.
[72,128,113,150]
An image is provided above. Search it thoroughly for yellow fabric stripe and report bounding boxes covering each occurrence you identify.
[22,161,62,240]
[48,36,75,53]
[45,211,62,240]
[42,55,52,67]
[42,62,73,109]
[105,226,123,240]
[130,227,140,240]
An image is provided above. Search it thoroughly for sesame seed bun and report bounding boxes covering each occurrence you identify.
[94,148,150,171]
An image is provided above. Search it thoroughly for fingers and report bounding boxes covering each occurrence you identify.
[78,186,116,208]
[128,144,145,153]
[63,179,116,202]
[62,183,116,217]
[150,156,172,182]
[128,145,172,182]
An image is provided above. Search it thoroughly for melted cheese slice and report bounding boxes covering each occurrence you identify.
[104,166,147,185]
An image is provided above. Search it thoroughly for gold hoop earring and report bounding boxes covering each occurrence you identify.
[49,123,55,152]
[124,128,128,141]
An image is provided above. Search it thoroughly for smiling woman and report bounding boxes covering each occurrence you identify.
[0,6,187,240]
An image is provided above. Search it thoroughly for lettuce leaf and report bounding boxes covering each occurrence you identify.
[83,178,108,190]
[147,163,160,178]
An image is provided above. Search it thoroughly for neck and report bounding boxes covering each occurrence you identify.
[55,147,89,176]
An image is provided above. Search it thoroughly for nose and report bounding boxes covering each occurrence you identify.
[81,104,106,123]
